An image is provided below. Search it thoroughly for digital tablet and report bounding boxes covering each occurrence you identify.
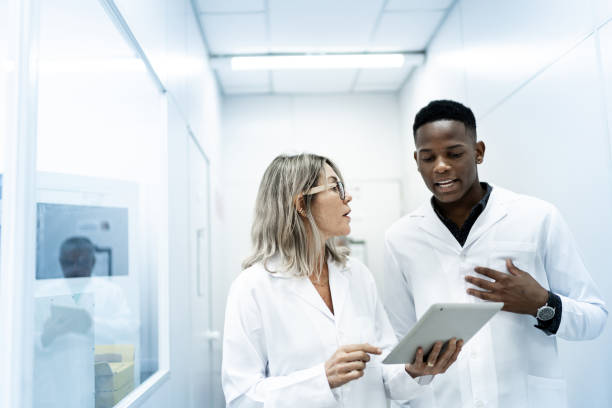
[382,302,503,364]
[50,304,92,334]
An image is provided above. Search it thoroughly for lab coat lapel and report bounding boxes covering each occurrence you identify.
[328,260,349,321]
[463,187,508,249]
[416,202,461,253]
[285,272,336,322]
[266,257,334,320]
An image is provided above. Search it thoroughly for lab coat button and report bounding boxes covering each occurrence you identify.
[471,350,478,359]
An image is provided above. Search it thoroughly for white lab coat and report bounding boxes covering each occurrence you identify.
[383,186,607,408]
[34,277,137,408]
[222,256,428,408]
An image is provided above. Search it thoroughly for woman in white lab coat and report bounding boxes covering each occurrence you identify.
[222,153,463,408]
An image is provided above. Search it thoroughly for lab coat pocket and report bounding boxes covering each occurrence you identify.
[487,241,537,277]
[527,375,567,408]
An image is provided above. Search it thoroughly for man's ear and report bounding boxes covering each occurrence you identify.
[294,194,307,217]
[475,141,485,164]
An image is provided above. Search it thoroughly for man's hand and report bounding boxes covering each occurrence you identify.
[466,258,549,316]
[405,338,463,378]
[325,343,382,389]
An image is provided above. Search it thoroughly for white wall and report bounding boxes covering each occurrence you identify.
[398,1,612,406]
[222,93,404,294]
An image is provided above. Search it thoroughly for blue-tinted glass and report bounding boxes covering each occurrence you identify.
[36,203,128,280]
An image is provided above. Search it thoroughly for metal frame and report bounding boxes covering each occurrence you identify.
[97,0,167,94]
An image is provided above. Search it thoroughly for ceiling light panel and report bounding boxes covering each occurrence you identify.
[370,11,445,51]
[217,69,270,95]
[268,0,384,53]
[200,13,268,54]
[352,82,400,92]
[385,0,453,11]
[197,0,265,13]
[272,69,357,93]
[231,54,405,70]
[355,65,412,88]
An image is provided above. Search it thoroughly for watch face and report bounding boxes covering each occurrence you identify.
[537,306,555,321]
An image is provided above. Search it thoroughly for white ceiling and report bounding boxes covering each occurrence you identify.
[195,0,454,94]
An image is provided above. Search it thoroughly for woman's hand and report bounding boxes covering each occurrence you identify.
[405,338,463,378]
[325,343,382,388]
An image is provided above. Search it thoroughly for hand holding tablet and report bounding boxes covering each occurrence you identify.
[404,337,464,378]
[383,302,503,368]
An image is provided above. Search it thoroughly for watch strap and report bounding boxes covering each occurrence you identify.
[534,291,562,335]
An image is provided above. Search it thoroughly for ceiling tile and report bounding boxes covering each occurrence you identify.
[197,0,265,13]
[268,0,384,53]
[200,13,268,54]
[370,10,444,51]
[272,69,357,93]
[385,0,453,11]
[353,82,399,92]
[224,86,270,95]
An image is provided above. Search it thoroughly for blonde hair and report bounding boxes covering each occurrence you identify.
[242,153,349,277]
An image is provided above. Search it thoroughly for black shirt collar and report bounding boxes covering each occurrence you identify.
[430,182,493,246]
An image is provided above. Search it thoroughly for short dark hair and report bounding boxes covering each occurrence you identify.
[413,100,477,139]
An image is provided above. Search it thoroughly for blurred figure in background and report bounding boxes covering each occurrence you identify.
[35,236,137,408]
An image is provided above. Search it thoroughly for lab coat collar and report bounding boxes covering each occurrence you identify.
[266,255,350,322]
[328,259,349,321]
[413,185,509,252]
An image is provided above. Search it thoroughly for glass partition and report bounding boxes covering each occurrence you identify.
[32,0,165,406]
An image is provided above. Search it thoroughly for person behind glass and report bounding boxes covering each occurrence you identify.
[40,236,134,346]
[59,236,97,278]
[40,237,96,346]
[222,153,464,408]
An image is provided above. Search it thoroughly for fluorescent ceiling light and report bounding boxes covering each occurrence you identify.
[231,54,410,71]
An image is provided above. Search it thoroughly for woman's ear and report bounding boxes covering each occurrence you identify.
[294,194,307,217]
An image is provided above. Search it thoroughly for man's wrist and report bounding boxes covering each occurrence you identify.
[532,288,550,316]
[534,291,562,335]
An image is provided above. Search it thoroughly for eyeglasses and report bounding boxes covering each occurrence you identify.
[304,180,346,201]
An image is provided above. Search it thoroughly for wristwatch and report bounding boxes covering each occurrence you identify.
[536,292,556,321]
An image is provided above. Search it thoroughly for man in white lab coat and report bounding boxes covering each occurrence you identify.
[383,99,607,408]
[35,236,136,408]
